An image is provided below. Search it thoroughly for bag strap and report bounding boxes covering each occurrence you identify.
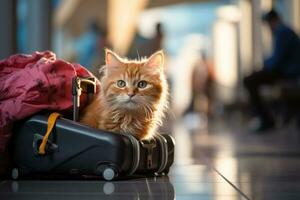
[38,112,61,155]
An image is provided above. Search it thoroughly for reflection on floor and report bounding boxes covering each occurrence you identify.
[1,111,300,200]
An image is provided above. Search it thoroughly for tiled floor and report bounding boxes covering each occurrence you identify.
[1,112,300,200]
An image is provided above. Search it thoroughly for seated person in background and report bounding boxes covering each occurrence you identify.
[244,9,300,132]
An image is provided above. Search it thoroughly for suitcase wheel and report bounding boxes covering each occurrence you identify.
[95,163,118,181]
[11,168,19,180]
[103,167,116,181]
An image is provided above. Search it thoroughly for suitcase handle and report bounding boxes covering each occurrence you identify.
[36,77,97,155]
[38,112,61,155]
[72,76,97,121]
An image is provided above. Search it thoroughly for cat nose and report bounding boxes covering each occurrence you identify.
[127,92,135,98]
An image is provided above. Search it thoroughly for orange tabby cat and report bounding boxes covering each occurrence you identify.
[79,49,168,140]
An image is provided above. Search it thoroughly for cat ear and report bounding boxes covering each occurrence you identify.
[145,50,164,69]
[105,49,123,67]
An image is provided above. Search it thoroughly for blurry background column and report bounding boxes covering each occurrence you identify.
[108,0,148,55]
[27,0,52,53]
[291,0,300,34]
[274,0,299,33]
[239,0,253,76]
[0,0,16,59]
[213,5,240,104]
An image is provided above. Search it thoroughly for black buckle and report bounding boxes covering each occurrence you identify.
[33,134,59,156]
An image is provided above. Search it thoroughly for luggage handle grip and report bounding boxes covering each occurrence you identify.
[72,76,97,121]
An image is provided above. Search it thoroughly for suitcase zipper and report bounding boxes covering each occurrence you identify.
[140,138,157,169]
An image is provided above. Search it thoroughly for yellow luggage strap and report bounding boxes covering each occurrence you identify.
[38,112,61,155]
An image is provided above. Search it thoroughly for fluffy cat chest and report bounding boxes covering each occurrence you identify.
[103,114,148,134]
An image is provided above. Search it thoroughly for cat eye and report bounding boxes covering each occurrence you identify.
[117,80,126,88]
[137,80,148,88]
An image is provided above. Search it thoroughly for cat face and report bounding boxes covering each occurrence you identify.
[101,50,165,112]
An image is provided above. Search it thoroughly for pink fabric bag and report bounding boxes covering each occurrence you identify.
[0,51,99,152]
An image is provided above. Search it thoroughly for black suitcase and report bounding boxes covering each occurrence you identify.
[11,76,175,180]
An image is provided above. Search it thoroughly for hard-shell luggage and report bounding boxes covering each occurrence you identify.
[11,76,174,180]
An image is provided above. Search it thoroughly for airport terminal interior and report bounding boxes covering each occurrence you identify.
[1,0,300,199]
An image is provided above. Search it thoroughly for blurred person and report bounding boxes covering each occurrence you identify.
[244,9,300,132]
[130,22,164,58]
[150,23,164,54]
[183,51,211,130]
[184,51,210,115]
[74,20,108,74]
